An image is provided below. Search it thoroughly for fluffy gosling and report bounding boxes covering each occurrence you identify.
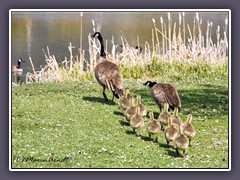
[147,111,161,142]
[171,107,182,129]
[119,88,132,111]
[173,126,190,157]
[136,94,147,116]
[181,114,196,147]
[164,117,179,147]
[130,106,145,136]
[158,103,170,131]
[124,96,136,121]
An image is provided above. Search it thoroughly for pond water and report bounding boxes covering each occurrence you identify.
[10,10,229,83]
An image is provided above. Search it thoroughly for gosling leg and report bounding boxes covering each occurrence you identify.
[189,139,192,147]
[176,148,180,155]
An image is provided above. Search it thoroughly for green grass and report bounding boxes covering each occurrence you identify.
[11,62,229,169]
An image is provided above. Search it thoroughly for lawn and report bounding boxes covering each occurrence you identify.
[11,73,229,169]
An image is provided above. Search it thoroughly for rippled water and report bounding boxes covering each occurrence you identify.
[10,10,229,83]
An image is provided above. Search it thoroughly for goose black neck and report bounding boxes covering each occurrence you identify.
[93,32,106,58]
[17,61,22,69]
[143,81,157,88]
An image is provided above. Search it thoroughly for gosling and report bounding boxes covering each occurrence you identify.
[158,103,170,131]
[181,114,196,147]
[171,107,182,129]
[147,111,161,142]
[173,126,190,157]
[124,96,136,121]
[136,94,147,116]
[130,106,145,136]
[164,117,179,147]
[119,88,132,111]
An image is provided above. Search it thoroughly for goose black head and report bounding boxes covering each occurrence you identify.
[114,89,123,99]
[135,46,142,55]
[143,81,157,88]
[17,58,25,69]
[92,32,103,40]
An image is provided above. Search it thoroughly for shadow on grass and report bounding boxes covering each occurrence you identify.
[125,129,135,135]
[82,96,117,106]
[159,142,172,149]
[114,111,124,116]
[119,120,129,126]
[140,135,155,142]
[165,149,181,158]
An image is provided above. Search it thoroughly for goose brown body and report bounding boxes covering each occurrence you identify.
[143,81,181,111]
[92,32,123,102]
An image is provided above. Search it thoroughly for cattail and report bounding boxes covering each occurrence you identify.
[160,16,165,57]
[168,12,172,62]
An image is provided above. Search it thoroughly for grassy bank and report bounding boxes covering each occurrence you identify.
[11,62,229,169]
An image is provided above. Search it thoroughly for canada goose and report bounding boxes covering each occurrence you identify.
[173,125,189,156]
[92,32,123,102]
[171,107,182,129]
[181,114,196,147]
[12,58,25,72]
[136,94,147,116]
[147,111,161,142]
[135,46,143,55]
[143,81,181,112]
[164,117,179,147]
[118,88,133,111]
[130,106,145,136]
[158,103,170,131]
[124,96,136,121]
[119,45,142,56]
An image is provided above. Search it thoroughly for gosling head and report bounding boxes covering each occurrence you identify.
[186,114,193,123]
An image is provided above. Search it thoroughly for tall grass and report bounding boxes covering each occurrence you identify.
[25,12,228,83]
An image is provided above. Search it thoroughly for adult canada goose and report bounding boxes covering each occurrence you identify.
[173,125,190,156]
[181,114,196,147]
[12,58,25,72]
[171,107,182,129]
[158,103,170,131]
[92,32,123,102]
[136,94,147,116]
[135,46,143,55]
[143,81,181,112]
[130,106,145,136]
[147,111,161,142]
[124,96,136,121]
[164,117,179,147]
[118,88,132,111]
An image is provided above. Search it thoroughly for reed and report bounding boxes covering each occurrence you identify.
[24,12,228,83]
